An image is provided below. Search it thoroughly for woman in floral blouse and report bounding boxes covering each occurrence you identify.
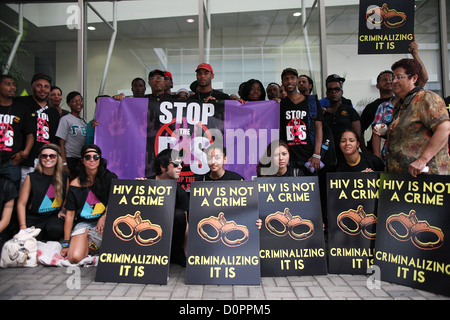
[386,58,450,177]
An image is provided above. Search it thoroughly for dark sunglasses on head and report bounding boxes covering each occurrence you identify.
[84,154,100,161]
[170,160,183,167]
[40,153,57,160]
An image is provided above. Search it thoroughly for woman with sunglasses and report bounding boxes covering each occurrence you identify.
[17,143,69,241]
[61,144,117,264]
[55,91,88,180]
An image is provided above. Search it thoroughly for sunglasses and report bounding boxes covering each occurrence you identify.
[83,154,100,161]
[40,153,57,160]
[169,160,184,167]
[327,87,342,93]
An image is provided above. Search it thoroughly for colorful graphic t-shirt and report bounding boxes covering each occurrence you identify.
[0,101,34,165]
[279,95,323,163]
[65,172,117,222]
[27,171,68,216]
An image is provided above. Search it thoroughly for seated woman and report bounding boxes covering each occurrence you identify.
[196,145,243,181]
[17,144,69,241]
[0,175,18,250]
[61,144,117,264]
[336,129,384,172]
[257,140,304,177]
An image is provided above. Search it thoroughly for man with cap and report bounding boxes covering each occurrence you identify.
[14,73,61,185]
[0,75,34,191]
[146,69,172,101]
[279,67,324,175]
[322,73,363,160]
[163,71,174,96]
[189,63,230,102]
[319,74,354,109]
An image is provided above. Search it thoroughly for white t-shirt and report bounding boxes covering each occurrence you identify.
[56,114,87,158]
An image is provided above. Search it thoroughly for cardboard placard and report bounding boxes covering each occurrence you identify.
[95,179,176,285]
[326,172,379,274]
[186,181,260,285]
[258,177,327,277]
[358,0,415,54]
[374,173,450,296]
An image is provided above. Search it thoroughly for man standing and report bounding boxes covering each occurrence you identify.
[189,63,230,102]
[0,75,34,190]
[323,75,363,158]
[279,68,323,174]
[297,74,314,96]
[147,148,189,266]
[14,73,60,184]
[360,70,394,153]
[131,77,146,97]
[147,69,172,101]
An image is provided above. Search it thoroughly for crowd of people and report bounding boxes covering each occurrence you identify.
[0,39,449,267]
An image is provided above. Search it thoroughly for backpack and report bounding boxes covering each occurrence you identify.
[307,94,337,171]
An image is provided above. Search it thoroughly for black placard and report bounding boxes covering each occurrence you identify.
[374,173,450,296]
[326,172,379,274]
[358,0,415,54]
[186,181,260,285]
[95,179,176,285]
[258,177,327,277]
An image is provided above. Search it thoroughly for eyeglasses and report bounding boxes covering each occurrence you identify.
[390,74,410,83]
[83,154,100,161]
[149,76,165,81]
[169,160,183,167]
[40,154,57,160]
[327,87,342,93]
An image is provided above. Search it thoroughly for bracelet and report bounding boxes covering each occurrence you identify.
[60,240,70,248]
[312,154,321,160]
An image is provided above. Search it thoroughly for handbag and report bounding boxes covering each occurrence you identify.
[0,227,41,268]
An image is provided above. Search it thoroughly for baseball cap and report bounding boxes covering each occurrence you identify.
[164,71,173,81]
[281,68,298,79]
[195,63,213,73]
[148,69,165,79]
[31,73,52,85]
[326,74,345,85]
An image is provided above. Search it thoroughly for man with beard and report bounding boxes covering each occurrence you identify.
[15,73,60,185]
[297,74,314,96]
[279,68,323,174]
[189,63,230,102]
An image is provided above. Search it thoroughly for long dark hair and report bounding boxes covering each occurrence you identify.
[77,144,112,203]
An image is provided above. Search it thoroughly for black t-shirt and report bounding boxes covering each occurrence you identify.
[280,95,323,163]
[323,102,361,149]
[195,170,244,181]
[146,176,189,212]
[0,101,34,165]
[335,153,385,172]
[26,171,68,217]
[65,171,117,222]
[0,177,18,220]
[188,89,230,101]
[14,96,61,167]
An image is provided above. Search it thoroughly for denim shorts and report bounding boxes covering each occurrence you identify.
[71,220,103,251]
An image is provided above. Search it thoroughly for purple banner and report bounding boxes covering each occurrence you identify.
[95,98,279,184]
[224,100,279,180]
[95,97,148,179]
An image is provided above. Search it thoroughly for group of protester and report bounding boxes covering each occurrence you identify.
[0,40,449,267]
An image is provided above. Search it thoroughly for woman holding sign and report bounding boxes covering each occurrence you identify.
[336,129,384,173]
[385,58,450,177]
[61,144,117,264]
